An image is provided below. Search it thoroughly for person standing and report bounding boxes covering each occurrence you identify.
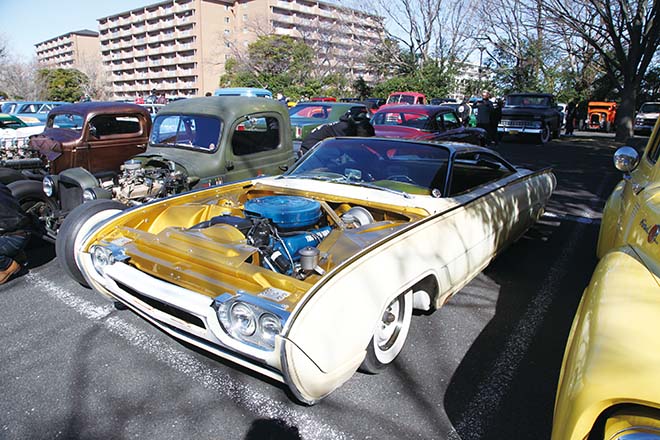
[299,109,374,156]
[476,91,495,144]
[565,101,577,136]
[0,183,31,284]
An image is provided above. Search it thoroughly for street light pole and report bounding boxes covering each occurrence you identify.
[478,46,486,95]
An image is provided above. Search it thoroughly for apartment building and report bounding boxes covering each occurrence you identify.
[35,30,100,69]
[97,0,382,101]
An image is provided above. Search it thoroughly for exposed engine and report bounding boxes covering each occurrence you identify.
[191,195,374,279]
[0,131,43,169]
[111,159,188,205]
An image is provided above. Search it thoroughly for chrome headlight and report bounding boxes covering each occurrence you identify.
[89,243,129,276]
[529,121,542,129]
[83,188,97,202]
[214,291,289,350]
[43,176,56,197]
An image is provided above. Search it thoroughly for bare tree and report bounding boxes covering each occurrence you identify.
[0,57,46,100]
[76,55,113,101]
[368,0,481,68]
[542,0,660,140]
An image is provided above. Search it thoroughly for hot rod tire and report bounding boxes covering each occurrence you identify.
[56,199,126,287]
[8,179,58,229]
[360,290,413,374]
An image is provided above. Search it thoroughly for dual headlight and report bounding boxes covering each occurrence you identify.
[214,292,290,350]
[89,244,128,275]
[528,121,542,129]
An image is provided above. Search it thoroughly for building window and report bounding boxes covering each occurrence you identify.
[224,29,230,35]
[243,14,248,21]
[225,17,230,23]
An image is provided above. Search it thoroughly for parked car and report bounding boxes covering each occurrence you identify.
[310,96,337,102]
[6,102,152,238]
[31,96,296,240]
[12,101,66,126]
[497,93,563,144]
[585,101,617,132]
[289,101,370,147]
[381,92,427,108]
[0,113,45,176]
[371,105,486,145]
[634,101,660,135]
[551,119,660,439]
[58,136,555,404]
[213,87,273,99]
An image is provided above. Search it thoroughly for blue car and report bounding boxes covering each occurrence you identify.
[6,101,66,126]
[213,87,273,98]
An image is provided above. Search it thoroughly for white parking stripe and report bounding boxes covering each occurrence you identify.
[26,273,349,440]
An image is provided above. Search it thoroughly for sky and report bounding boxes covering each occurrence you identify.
[0,0,157,61]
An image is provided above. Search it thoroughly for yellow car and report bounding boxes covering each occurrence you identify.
[552,119,660,439]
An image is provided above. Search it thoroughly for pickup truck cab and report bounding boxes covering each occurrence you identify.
[35,96,295,239]
[552,119,660,439]
[497,93,562,144]
[6,102,152,238]
[383,92,427,107]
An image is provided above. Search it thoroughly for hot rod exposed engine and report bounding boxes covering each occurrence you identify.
[191,195,374,279]
[112,159,188,204]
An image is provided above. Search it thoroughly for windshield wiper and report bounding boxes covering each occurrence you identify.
[341,180,412,198]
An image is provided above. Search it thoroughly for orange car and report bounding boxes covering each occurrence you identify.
[586,101,617,132]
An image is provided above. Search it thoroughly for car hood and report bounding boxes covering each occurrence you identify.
[29,129,82,161]
[135,147,205,176]
[638,112,660,118]
[501,107,551,117]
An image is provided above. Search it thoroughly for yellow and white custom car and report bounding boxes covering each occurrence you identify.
[57,137,555,404]
[552,119,660,439]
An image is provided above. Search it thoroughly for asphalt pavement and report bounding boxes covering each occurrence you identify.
[0,131,646,439]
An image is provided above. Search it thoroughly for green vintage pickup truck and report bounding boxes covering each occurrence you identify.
[19,97,296,240]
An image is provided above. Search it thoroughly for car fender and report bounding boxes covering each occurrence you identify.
[281,223,447,403]
[596,179,625,258]
[552,246,660,440]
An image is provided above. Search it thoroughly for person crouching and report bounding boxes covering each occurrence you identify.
[0,183,31,284]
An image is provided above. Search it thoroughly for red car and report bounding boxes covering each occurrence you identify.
[372,105,487,146]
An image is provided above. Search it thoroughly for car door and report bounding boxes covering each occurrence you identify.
[440,152,547,288]
[222,113,290,183]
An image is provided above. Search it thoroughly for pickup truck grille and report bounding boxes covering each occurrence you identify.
[58,181,82,212]
[500,119,532,128]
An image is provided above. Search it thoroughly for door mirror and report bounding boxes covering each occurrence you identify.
[613,146,640,173]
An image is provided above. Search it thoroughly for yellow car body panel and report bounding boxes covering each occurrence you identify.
[551,247,660,440]
[553,118,660,438]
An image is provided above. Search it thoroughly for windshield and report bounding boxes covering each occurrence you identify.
[387,94,416,105]
[150,114,221,151]
[289,104,331,120]
[287,138,450,196]
[49,113,85,130]
[640,103,660,113]
[372,111,434,130]
[505,95,550,108]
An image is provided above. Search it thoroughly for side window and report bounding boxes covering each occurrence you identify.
[443,112,460,130]
[90,115,141,137]
[449,152,515,195]
[231,116,280,156]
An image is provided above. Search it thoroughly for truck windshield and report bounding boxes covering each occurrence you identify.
[506,96,550,107]
[387,94,416,104]
[49,113,85,130]
[150,114,221,151]
[640,103,660,113]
